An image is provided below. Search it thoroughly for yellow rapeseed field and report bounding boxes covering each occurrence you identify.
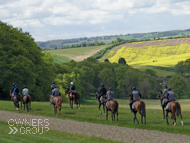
[109,44,190,67]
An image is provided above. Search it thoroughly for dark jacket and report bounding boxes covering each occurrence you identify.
[70,85,75,91]
[99,87,107,96]
[131,90,141,101]
[167,91,175,101]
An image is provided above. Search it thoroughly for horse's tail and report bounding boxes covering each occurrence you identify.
[141,101,146,117]
[112,100,118,114]
[176,102,180,117]
[26,95,29,104]
[56,97,63,107]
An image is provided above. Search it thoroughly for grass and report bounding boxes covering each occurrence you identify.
[46,45,107,63]
[0,121,119,143]
[134,66,174,77]
[0,97,190,136]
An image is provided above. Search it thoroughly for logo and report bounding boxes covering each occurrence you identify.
[8,119,49,134]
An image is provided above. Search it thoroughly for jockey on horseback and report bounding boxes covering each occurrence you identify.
[104,87,114,108]
[68,82,75,99]
[161,85,168,106]
[129,86,142,112]
[164,87,175,111]
[22,85,29,104]
[98,83,107,102]
[13,85,20,96]
[50,85,59,105]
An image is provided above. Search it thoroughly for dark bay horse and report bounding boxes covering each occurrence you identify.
[129,96,146,124]
[65,88,80,109]
[95,91,105,114]
[23,95,31,112]
[165,101,183,126]
[10,94,22,110]
[157,90,167,119]
[100,98,119,121]
[49,96,63,114]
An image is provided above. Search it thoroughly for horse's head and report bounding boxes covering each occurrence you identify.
[65,88,69,94]
[95,90,99,99]
[157,90,163,99]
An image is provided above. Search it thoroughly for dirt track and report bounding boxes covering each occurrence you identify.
[1,110,190,143]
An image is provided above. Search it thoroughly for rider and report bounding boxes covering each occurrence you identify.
[104,87,114,107]
[129,86,141,112]
[161,85,168,106]
[50,85,59,105]
[98,83,107,102]
[13,85,20,96]
[164,87,175,111]
[68,82,75,99]
[10,83,15,96]
[22,85,29,104]
[50,81,55,95]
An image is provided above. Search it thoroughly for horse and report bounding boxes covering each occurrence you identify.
[95,90,106,114]
[65,88,80,109]
[23,95,31,112]
[129,96,146,124]
[100,97,119,121]
[49,95,63,114]
[165,100,183,126]
[157,90,167,119]
[10,93,22,110]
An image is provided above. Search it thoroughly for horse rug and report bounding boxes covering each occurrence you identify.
[166,102,171,110]
[132,102,136,110]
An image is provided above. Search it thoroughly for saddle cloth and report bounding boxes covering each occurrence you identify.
[70,91,77,97]
[132,101,136,109]
[100,96,103,101]
[166,102,171,110]
[162,99,165,105]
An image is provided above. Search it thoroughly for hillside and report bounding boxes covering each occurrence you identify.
[108,38,190,67]
[37,29,190,49]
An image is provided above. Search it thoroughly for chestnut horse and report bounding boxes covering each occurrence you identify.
[157,90,167,119]
[65,88,80,109]
[49,96,63,114]
[100,97,119,121]
[95,91,105,114]
[10,92,22,110]
[23,95,31,112]
[129,96,146,124]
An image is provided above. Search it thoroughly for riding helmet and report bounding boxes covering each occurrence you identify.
[164,85,168,88]
[168,87,171,90]
[13,83,15,86]
[71,82,74,85]
[52,81,55,84]
[109,87,112,90]
[15,85,18,87]
[101,83,104,87]
[132,86,136,90]
[24,85,27,88]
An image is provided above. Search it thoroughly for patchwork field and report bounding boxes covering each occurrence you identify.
[46,45,107,63]
[108,38,190,67]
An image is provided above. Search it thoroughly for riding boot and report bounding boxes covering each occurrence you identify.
[129,103,133,112]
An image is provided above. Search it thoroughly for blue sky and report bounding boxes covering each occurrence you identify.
[1,0,190,41]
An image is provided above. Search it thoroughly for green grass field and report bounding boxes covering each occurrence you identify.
[0,97,189,136]
[46,45,107,63]
[0,121,119,143]
[134,66,174,77]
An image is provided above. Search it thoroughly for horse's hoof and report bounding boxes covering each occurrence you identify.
[79,107,80,109]
[173,123,176,126]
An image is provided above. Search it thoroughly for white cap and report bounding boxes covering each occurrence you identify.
[71,82,74,85]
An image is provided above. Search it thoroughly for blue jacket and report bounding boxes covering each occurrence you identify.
[13,87,20,95]
[99,87,107,96]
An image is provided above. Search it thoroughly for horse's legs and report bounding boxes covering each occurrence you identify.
[99,103,102,114]
[59,105,61,114]
[114,114,115,121]
[24,103,25,111]
[103,104,105,113]
[21,101,22,110]
[106,109,108,120]
[117,111,118,121]
[72,99,73,109]
[134,112,139,124]
[30,102,31,111]
[27,103,29,112]
[78,99,80,109]
[141,113,143,124]
[54,105,57,114]
[166,111,169,125]
[162,106,165,119]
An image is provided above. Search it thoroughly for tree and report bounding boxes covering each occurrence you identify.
[104,59,110,62]
[145,69,157,77]
[168,75,187,99]
[118,58,126,65]
[175,61,185,76]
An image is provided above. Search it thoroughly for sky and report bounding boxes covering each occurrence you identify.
[1,0,190,41]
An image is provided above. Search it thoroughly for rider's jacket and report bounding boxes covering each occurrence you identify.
[106,91,114,100]
[99,87,107,96]
[22,88,29,96]
[13,87,20,95]
[167,91,175,101]
[52,88,59,97]
[131,90,141,101]
[163,89,168,97]
[70,85,75,91]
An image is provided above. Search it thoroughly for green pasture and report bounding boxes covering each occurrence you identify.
[46,45,107,63]
[0,122,118,143]
[134,66,174,77]
[0,97,189,136]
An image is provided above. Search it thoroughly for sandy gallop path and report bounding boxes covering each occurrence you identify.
[0,110,190,143]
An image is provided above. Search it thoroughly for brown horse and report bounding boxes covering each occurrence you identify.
[100,98,119,121]
[10,93,22,110]
[95,91,105,114]
[157,90,168,119]
[165,101,183,126]
[65,88,80,109]
[23,95,31,112]
[49,96,63,114]
[129,96,146,124]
